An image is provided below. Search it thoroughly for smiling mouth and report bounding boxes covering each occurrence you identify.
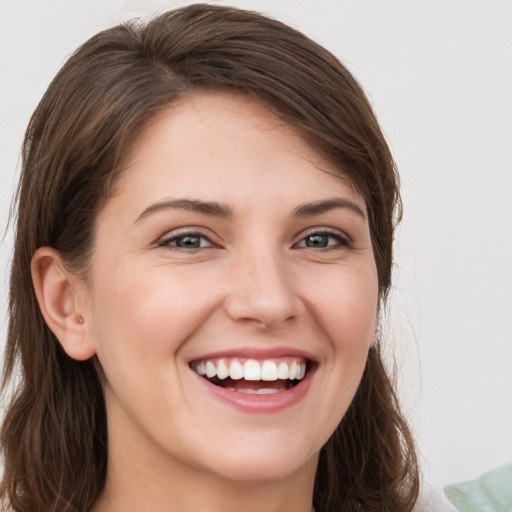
[190,357,309,394]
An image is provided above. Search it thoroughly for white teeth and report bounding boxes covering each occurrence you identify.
[243,359,262,381]
[217,359,229,380]
[289,360,298,380]
[195,362,206,376]
[192,358,308,382]
[261,361,278,381]
[235,388,282,394]
[229,361,244,380]
[255,388,281,394]
[205,361,216,378]
[277,361,289,380]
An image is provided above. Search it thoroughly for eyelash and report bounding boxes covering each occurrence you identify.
[159,231,214,250]
[294,230,350,250]
[159,229,350,251]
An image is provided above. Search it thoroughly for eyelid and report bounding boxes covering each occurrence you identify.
[158,228,217,249]
[293,227,352,249]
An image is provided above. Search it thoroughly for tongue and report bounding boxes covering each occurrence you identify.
[222,378,289,392]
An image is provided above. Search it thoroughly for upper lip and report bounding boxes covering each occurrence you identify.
[188,346,316,364]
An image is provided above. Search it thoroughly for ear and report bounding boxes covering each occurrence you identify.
[31,247,96,361]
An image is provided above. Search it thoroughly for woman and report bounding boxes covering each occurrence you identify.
[1,4,418,512]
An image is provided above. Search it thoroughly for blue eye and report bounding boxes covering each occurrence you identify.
[160,233,212,249]
[297,232,348,249]
[304,234,331,248]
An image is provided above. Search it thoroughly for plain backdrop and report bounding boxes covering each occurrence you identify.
[1,0,511,491]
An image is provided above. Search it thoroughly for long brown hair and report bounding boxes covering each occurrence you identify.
[1,4,418,511]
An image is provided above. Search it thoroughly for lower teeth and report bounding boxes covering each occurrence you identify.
[227,388,283,394]
[204,375,300,394]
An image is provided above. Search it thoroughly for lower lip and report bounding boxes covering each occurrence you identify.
[192,370,314,413]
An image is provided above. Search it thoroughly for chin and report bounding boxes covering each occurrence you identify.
[214,452,317,483]
[192,433,320,484]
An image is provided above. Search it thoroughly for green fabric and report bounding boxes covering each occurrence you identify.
[444,464,512,512]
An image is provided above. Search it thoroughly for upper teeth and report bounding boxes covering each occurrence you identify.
[192,358,307,381]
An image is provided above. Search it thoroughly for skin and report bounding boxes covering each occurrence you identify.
[33,93,379,512]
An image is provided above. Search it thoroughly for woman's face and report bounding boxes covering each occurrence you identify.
[82,93,379,483]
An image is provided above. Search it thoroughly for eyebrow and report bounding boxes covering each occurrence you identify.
[135,197,366,224]
[135,199,233,223]
[292,198,366,219]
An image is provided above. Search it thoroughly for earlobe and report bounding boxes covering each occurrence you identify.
[31,247,96,361]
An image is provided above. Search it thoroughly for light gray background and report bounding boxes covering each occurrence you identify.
[1,0,511,490]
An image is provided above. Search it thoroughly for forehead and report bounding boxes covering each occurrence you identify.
[111,92,363,214]
[126,93,334,168]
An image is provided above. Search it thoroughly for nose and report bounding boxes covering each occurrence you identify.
[224,248,303,330]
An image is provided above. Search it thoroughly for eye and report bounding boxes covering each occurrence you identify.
[295,231,349,249]
[159,232,214,250]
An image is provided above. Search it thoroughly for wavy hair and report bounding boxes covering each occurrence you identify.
[1,4,418,511]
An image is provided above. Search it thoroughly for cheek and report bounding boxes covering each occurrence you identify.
[85,265,218,426]
[304,264,379,351]
[88,263,220,362]
[296,265,378,445]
